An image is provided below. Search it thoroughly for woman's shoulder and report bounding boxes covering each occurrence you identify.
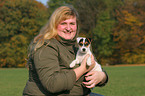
[34,39,60,60]
[44,38,59,45]
[43,38,61,49]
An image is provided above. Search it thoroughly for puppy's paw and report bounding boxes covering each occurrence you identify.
[70,60,76,68]
[87,57,91,66]
[76,60,80,64]
[87,61,91,66]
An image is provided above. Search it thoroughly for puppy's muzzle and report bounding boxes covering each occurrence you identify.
[82,48,86,52]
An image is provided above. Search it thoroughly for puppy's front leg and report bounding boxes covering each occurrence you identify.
[70,59,77,68]
[87,56,91,66]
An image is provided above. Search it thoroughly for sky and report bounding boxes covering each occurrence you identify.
[36,0,48,6]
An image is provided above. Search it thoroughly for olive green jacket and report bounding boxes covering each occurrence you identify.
[23,38,91,96]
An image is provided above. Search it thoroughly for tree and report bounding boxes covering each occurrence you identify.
[92,10,115,65]
[87,0,123,65]
[72,0,106,36]
[113,0,145,64]
[0,0,48,67]
[47,0,73,17]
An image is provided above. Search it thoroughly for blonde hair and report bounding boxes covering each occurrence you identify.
[30,5,79,52]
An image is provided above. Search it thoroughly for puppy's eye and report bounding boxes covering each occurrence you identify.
[84,42,89,46]
[79,42,83,46]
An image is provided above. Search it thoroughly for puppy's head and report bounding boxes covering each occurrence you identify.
[77,37,92,53]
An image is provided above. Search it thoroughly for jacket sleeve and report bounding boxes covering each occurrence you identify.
[33,45,76,93]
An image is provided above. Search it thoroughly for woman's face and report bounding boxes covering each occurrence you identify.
[57,17,77,40]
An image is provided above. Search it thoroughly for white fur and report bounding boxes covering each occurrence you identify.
[70,37,102,72]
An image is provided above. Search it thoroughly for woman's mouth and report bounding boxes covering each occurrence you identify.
[63,30,74,33]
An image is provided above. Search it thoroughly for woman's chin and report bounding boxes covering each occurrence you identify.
[61,33,75,40]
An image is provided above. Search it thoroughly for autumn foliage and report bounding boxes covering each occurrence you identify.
[0,0,48,67]
[0,0,145,67]
[112,0,145,64]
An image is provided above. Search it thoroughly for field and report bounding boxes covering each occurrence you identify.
[0,66,145,96]
[93,66,145,96]
[0,68,28,96]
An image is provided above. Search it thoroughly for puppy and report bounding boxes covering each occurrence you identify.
[70,37,102,72]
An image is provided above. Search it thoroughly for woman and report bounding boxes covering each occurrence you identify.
[23,5,108,96]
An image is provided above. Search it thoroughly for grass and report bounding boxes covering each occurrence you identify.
[93,66,145,96]
[0,68,28,96]
[0,66,145,96]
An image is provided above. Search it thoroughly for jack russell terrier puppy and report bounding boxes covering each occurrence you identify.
[70,37,102,72]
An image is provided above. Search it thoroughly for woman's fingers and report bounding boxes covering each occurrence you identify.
[91,55,95,64]
[83,79,94,85]
[86,55,95,72]
[83,71,102,88]
[83,78,96,88]
[85,83,96,88]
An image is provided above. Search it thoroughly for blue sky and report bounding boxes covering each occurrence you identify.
[36,0,48,6]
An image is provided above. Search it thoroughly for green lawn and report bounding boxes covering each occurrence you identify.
[0,68,28,96]
[93,66,145,96]
[0,66,145,96]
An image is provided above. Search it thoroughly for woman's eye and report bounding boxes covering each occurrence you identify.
[70,23,75,25]
[60,22,66,25]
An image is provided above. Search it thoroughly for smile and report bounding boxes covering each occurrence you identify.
[63,30,74,33]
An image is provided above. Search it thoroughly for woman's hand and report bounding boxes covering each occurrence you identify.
[73,54,89,81]
[85,55,95,72]
[83,71,106,88]
[74,54,94,81]
[82,55,107,88]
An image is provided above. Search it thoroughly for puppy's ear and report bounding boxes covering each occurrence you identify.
[87,38,92,43]
[77,37,83,43]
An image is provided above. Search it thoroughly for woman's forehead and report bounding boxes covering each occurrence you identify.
[59,17,76,23]
[62,15,76,20]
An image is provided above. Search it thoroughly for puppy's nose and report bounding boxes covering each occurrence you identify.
[82,48,86,52]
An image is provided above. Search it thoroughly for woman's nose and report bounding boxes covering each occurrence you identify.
[65,24,71,30]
